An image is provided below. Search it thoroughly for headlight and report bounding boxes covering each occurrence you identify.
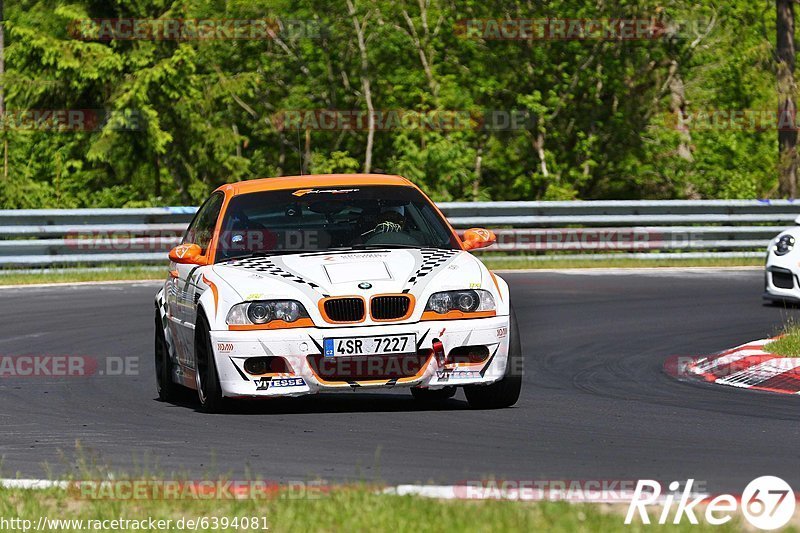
[774,235,795,256]
[247,303,273,324]
[424,290,495,314]
[273,301,303,322]
[226,300,309,326]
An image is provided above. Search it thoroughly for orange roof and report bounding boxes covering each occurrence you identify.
[218,174,416,196]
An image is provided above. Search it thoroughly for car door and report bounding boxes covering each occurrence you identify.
[168,192,224,369]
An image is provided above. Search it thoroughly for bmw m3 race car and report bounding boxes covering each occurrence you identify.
[155,174,522,412]
[764,215,800,304]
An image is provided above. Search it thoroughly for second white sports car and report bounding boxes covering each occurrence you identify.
[764,215,800,304]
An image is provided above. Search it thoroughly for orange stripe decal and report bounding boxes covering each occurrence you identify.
[420,310,496,321]
[202,275,219,316]
[489,271,503,302]
[229,318,315,331]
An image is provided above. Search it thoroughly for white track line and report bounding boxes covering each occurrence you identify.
[496,266,760,272]
[1,479,69,490]
[525,266,761,276]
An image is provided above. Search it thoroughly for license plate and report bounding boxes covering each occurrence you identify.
[323,334,416,357]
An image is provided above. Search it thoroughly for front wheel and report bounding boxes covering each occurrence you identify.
[464,306,523,409]
[195,314,227,413]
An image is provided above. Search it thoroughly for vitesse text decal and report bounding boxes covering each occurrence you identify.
[436,370,480,382]
[255,377,306,390]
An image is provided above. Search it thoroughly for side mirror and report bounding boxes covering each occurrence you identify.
[461,228,496,251]
[168,243,208,266]
[794,215,800,225]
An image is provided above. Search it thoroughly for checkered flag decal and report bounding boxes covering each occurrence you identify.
[224,256,324,291]
[156,291,173,358]
[157,293,169,329]
[406,249,459,287]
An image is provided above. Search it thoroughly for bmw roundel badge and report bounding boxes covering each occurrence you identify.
[358,282,372,290]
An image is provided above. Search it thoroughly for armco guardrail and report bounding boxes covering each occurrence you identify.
[0,200,796,267]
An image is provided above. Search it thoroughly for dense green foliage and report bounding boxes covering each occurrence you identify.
[0,1,785,207]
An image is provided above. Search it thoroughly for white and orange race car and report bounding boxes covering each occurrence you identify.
[155,174,521,412]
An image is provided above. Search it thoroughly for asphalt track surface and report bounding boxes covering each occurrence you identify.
[1,269,799,494]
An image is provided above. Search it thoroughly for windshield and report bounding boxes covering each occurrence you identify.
[214,185,459,262]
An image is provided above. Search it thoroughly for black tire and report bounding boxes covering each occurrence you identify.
[155,311,179,402]
[195,314,227,413]
[464,306,523,409]
[410,386,456,403]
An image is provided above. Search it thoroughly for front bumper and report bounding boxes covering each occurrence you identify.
[209,316,511,398]
[764,264,800,303]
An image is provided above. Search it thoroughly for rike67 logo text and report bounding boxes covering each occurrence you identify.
[625,477,795,530]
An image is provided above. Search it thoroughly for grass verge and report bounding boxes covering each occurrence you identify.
[765,324,800,357]
[0,484,744,532]
[0,267,165,286]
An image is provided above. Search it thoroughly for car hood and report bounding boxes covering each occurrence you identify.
[211,248,483,301]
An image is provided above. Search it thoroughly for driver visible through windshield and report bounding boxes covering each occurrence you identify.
[215,185,459,262]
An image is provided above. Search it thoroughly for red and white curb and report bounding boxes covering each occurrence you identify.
[666,338,800,394]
